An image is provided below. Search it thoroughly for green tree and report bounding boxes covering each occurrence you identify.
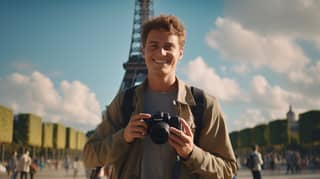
[253,124,269,147]
[229,131,239,149]
[299,110,320,144]
[0,105,13,143]
[239,128,252,148]
[269,119,288,145]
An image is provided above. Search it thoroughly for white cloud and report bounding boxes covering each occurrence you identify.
[231,109,267,131]
[181,56,243,102]
[232,64,250,75]
[206,17,310,83]
[0,71,101,131]
[228,74,320,131]
[310,61,320,82]
[224,0,320,44]
[251,75,304,110]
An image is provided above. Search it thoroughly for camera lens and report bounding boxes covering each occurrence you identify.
[149,122,170,144]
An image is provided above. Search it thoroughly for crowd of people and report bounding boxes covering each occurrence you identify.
[236,146,320,178]
[6,149,37,179]
[1,148,81,179]
[262,149,320,173]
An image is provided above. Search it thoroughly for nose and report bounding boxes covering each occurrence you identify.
[160,48,167,56]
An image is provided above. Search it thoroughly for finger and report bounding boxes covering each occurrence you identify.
[170,126,184,137]
[130,132,146,139]
[169,133,184,146]
[179,118,193,137]
[130,119,148,129]
[130,113,152,121]
[170,127,189,143]
[168,137,180,150]
[130,126,147,135]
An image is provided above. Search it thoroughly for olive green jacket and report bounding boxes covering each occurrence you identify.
[83,79,238,179]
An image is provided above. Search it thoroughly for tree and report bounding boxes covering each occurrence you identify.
[269,119,288,145]
[299,110,320,144]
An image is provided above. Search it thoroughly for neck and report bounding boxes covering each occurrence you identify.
[147,74,177,92]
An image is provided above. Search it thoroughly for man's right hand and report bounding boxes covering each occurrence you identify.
[123,113,151,143]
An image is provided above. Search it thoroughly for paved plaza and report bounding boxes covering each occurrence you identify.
[1,164,320,179]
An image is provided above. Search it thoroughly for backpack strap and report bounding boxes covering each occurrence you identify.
[190,86,205,145]
[122,86,137,125]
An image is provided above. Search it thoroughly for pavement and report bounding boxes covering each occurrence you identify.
[1,163,320,179]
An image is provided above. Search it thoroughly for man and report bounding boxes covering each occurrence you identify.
[19,149,32,179]
[83,14,237,179]
[8,151,18,179]
[249,145,263,179]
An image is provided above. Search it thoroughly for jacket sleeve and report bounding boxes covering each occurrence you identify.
[183,94,238,178]
[82,93,132,168]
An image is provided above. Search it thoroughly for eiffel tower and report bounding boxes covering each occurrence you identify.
[119,0,154,92]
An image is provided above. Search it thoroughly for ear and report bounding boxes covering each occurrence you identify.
[178,47,184,60]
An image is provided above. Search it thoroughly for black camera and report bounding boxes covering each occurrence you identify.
[144,112,180,144]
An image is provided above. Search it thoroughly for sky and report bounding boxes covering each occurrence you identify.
[0,0,319,133]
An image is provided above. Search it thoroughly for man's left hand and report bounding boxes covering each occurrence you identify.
[168,118,194,159]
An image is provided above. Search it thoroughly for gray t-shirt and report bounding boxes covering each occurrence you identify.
[141,88,177,179]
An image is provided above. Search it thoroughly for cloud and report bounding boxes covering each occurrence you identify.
[206,17,311,84]
[230,74,320,131]
[224,0,320,44]
[181,56,243,102]
[231,109,267,131]
[0,71,101,131]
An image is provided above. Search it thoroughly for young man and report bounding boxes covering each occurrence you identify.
[83,14,237,179]
[19,149,32,179]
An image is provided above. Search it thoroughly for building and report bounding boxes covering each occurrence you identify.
[287,105,299,143]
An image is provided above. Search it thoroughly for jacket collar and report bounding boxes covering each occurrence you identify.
[136,77,196,106]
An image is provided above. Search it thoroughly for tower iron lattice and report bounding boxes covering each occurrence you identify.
[119,0,154,92]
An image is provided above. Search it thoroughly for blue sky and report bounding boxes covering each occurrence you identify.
[1,0,319,133]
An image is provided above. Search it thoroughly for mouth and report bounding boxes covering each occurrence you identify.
[152,58,169,64]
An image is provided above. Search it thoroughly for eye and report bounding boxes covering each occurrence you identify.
[164,44,175,51]
[148,43,158,50]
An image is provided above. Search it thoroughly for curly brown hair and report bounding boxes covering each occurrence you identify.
[141,14,186,48]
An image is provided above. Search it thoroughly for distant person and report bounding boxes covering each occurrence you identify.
[29,159,38,179]
[8,151,18,179]
[286,150,295,174]
[64,155,70,175]
[19,149,32,179]
[73,157,80,179]
[247,145,263,179]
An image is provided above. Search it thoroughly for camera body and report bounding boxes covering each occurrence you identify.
[144,112,180,144]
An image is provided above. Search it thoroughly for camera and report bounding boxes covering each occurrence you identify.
[144,112,180,144]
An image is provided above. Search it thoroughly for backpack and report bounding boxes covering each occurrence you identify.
[246,154,255,169]
[122,85,205,145]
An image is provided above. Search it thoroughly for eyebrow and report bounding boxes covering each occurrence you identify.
[147,41,159,44]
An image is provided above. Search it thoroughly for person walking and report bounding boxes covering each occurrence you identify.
[248,145,264,179]
[8,151,18,179]
[73,157,80,179]
[64,155,70,175]
[19,149,32,179]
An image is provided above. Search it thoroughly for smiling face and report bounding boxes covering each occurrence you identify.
[143,29,184,79]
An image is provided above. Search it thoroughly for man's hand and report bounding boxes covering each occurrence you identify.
[168,118,194,159]
[123,113,151,143]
